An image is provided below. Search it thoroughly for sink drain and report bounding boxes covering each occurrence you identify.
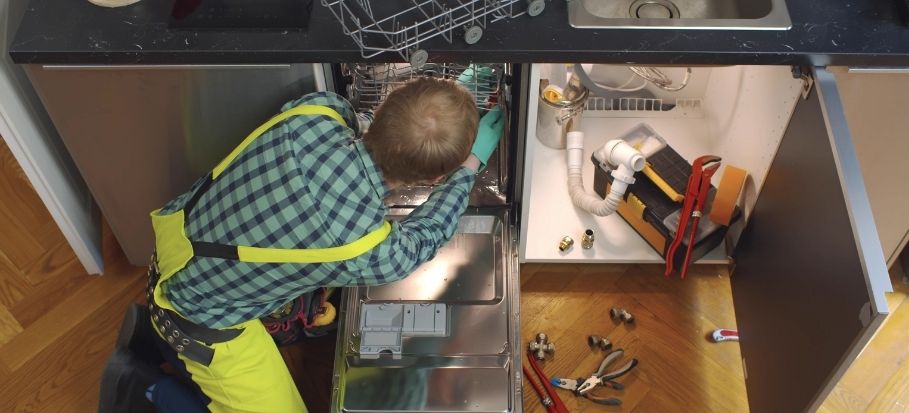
[629,0,680,19]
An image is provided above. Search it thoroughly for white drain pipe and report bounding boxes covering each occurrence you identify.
[566,132,645,216]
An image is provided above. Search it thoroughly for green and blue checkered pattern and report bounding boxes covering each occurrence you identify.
[157,92,476,328]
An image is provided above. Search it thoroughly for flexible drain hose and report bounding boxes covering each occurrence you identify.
[566,132,645,216]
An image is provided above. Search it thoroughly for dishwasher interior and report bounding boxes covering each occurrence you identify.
[330,63,522,413]
[343,62,513,207]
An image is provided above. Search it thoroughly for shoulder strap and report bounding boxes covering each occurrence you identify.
[184,105,348,217]
[173,104,389,264]
[212,105,348,179]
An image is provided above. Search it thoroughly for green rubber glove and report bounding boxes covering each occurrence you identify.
[471,107,505,171]
[457,64,496,92]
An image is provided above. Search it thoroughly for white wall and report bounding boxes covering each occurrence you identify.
[0,0,103,274]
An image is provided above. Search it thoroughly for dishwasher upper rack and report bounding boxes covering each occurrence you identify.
[320,0,546,67]
[347,62,503,111]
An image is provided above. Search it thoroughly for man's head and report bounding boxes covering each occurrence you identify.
[364,77,479,186]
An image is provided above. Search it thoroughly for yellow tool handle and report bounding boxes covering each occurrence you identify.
[642,163,684,202]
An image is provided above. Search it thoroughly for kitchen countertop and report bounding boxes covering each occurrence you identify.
[8,0,909,66]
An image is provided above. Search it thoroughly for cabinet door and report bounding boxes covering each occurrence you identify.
[730,67,892,413]
[26,64,317,265]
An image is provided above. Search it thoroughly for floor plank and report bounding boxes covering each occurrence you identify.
[818,268,909,413]
[0,303,24,346]
[866,360,909,413]
[521,264,748,413]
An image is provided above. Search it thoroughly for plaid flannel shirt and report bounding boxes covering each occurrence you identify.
[157,92,476,328]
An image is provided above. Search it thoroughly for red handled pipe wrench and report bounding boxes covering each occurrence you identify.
[524,351,569,413]
[665,155,722,279]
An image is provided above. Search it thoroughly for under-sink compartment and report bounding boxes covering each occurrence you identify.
[517,63,892,413]
[520,63,804,263]
[331,210,520,413]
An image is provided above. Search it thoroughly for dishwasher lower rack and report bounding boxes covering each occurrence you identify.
[330,208,521,413]
[343,62,512,208]
[320,0,545,67]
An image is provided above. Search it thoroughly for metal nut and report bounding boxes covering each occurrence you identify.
[610,307,635,324]
[581,229,595,249]
[558,236,574,252]
[588,335,613,351]
[622,311,635,324]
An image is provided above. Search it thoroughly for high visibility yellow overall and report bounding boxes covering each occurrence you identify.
[148,105,391,413]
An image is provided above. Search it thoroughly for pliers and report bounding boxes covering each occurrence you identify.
[551,349,639,405]
[665,155,722,279]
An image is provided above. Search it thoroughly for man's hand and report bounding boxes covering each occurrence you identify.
[457,65,496,91]
[470,107,505,171]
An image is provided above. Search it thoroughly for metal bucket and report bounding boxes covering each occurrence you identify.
[536,85,589,149]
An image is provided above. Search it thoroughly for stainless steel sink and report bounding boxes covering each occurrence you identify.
[568,0,791,30]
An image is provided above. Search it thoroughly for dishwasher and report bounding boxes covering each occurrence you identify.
[328,63,525,413]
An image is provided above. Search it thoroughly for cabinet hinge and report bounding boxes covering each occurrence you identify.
[791,66,815,99]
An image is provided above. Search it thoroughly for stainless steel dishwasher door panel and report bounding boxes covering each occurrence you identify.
[340,363,510,412]
[24,64,317,265]
[333,210,520,413]
[365,215,504,304]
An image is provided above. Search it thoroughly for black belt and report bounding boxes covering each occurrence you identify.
[146,257,242,366]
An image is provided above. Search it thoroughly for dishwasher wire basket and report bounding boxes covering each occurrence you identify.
[347,62,503,111]
[344,62,511,207]
[320,0,545,66]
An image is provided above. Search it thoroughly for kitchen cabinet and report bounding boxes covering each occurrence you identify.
[20,55,893,413]
[6,1,908,412]
[23,63,322,265]
[517,63,891,413]
[828,67,909,268]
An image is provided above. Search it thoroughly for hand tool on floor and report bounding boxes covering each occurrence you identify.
[665,155,722,279]
[552,377,624,392]
[576,349,638,394]
[712,329,739,342]
[525,350,569,413]
[524,365,556,411]
[551,348,639,405]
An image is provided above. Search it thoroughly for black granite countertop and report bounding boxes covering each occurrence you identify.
[8,0,909,66]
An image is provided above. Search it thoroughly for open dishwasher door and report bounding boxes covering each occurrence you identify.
[328,63,524,413]
[331,208,521,412]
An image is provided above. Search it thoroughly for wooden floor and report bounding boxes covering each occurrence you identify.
[1,134,908,412]
[520,263,749,413]
[520,263,909,413]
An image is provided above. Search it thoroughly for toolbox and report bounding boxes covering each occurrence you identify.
[591,124,742,268]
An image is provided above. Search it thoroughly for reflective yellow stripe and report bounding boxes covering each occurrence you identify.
[212,105,349,179]
[149,208,195,280]
[236,221,391,263]
[153,104,385,270]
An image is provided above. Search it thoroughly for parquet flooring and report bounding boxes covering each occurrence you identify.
[519,263,748,413]
[1,133,908,412]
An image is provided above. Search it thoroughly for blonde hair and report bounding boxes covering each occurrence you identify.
[365,77,479,185]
